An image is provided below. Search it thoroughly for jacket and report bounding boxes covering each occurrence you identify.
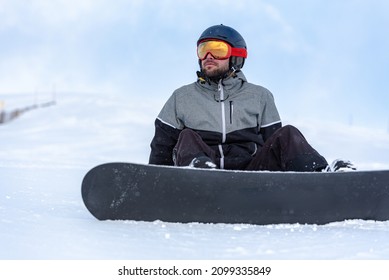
[149,71,282,169]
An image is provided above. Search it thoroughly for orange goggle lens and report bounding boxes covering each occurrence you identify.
[197,40,247,60]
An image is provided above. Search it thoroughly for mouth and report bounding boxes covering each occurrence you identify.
[203,61,217,67]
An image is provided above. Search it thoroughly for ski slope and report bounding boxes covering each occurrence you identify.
[1,92,389,260]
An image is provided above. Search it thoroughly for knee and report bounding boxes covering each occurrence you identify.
[273,125,304,140]
[281,124,298,132]
[179,128,196,138]
[178,128,201,141]
[279,125,302,135]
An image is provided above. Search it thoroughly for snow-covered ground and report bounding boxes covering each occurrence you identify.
[1,91,389,260]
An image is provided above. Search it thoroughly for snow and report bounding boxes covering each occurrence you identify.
[1,91,389,260]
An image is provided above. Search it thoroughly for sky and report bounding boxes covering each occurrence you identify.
[1,0,389,130]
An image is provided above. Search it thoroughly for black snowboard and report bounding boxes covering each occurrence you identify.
[81,162,389,225]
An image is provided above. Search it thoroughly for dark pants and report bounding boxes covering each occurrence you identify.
[173,125,328,172]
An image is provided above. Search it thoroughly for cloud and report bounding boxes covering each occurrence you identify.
[0,0,388,130]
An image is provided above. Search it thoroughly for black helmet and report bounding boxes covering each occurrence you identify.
[197,24,247,70]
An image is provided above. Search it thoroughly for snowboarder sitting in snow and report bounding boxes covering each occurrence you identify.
[149,24,355,172]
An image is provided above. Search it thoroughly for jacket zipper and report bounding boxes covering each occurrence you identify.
[218,81,227,143]
[218,80,226,169]
[229,101,234,124]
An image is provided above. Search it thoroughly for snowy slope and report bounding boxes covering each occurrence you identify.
[1,92,389,260]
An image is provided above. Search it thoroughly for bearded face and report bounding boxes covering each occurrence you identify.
[201,55,230,80]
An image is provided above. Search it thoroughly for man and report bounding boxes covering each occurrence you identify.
[149,24,354,172]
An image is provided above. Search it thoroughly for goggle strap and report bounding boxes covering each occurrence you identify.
[231,47,247,58]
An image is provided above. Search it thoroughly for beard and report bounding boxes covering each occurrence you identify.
[202,63,230,81]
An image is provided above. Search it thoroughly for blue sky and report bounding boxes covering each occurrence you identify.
[1,0,388,129]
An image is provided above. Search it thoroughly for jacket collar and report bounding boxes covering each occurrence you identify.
[197,71,247,92]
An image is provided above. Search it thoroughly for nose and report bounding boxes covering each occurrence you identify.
[203,52,215,60]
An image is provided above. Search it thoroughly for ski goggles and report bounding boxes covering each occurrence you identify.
[197,40,247,60]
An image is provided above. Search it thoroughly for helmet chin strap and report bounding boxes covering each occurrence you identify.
[228,66,238,78]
